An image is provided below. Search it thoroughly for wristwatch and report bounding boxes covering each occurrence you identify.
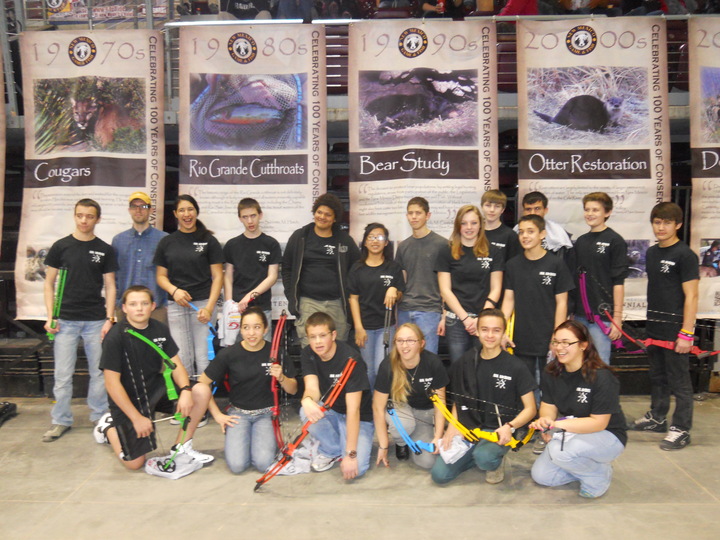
[504,422,516,434]
[346,450,357,459]
[106,317,116,324]
[179,386,192,393]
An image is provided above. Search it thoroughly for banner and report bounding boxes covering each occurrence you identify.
[46,1,168,23]
[178,24,325,244]
[16,30,165,320]
[348,19,498,241]
[517,18,671,318]
[689,17,720,318]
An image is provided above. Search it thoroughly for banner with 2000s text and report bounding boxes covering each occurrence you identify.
[517,17,671,319]
[16,30,165,320]
[348,19,498,242]
[689,17,720,319]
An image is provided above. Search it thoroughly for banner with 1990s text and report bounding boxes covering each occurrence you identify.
[16,30,165,319]
[517,17,671,319]
[348,19,498,242]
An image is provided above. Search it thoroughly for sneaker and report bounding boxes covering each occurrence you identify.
[171,439,214,464]
[197,412,209,428]
[660,426,691,451]
[93,412,113,444]
[486,459,505,484]
[42,424,71,443]
[311,453,340,472]
[169,417,180,425]
[532,438,546,455]
[579,489,599,498]
[629,412,667,433]
[395,443,410,461]
[0,402,18,427]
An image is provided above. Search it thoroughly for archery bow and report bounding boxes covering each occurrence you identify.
[577,269,623,348]
[506,311,515,354]
[47,268,67,341]
[270,311,288,449]
[254,358,357,492]
[386,401,435,454]
[429,392,534,450]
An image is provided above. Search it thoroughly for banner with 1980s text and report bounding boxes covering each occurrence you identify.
[348,19,498,242]
[517,17,671,319]
[16,30,165,320]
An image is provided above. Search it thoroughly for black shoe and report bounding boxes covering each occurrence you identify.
[395,444,410,461]
[0,402,17,428]
[629,412,667,433]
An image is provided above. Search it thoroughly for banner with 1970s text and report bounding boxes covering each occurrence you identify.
[16,30,165,320]
[348,19,498,242]
[517,17,671,319]
[689,17,720,319]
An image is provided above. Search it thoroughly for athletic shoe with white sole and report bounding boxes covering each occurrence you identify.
[171,439,214,464]
[311,453,340,472]
[42,424,71,443]
[629,412,667,433]
[660,426,691,451]
[93,412,113,444]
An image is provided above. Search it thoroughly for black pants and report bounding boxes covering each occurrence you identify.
[647,345,693,432]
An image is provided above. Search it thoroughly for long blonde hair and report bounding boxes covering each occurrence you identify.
[389,323,425,404]
[450,204,489,260]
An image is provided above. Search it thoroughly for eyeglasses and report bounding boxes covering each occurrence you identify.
[550,340,580,348]
[130,204,150,210]
[367,235,387,242]
[395,339,419,345]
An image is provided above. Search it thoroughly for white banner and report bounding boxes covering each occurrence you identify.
[16,30,165,320]
[348,19,498,242]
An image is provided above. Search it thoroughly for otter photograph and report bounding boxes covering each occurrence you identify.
[358,68,478,149]
[527,66,649,146]
[700,67,720,144]
[189,73,307,152]
[34,76,146,155]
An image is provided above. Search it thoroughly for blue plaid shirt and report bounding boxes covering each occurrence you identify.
[112,226,168,307]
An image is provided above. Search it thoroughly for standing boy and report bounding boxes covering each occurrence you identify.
[300,312,374,480]
[573,192,629,364]
[42,199,118,442]
[502,215,574,389]
[481,189,521,265]
[224,198,281,342]
[396,197,447,354]
[98,285,213,469]
[629,202,699,451]
[431,309,536,485]
[112,192,168,322]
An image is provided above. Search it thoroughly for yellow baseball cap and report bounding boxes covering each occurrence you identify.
[129,192,152,205]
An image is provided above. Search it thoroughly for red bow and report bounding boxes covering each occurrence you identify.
[270,311,288,449]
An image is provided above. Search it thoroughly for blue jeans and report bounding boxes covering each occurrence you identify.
[531,430,625,497]
[431,434,510,484]
[397,310,442,354]
[167,299,216,379]
[575,315,611,364]
[386,403,437,469]
[300,407,374,477]
[444,314,477,364]
[224,407,277,474]
[361,327,394,389]
[51,319,108,425]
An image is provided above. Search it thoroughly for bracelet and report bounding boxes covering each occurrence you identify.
[680,328,694,335]
[462,315,469,322]
[179,385,191,393]
[378,446,388,450]
[486,297,498,308]
[677,332,694,342]
[171,287,178,298]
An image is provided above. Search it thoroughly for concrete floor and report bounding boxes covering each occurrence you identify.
[1,394,719,540]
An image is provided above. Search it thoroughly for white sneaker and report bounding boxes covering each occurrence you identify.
[532,438,546,455]
[93,412,113,444]
[172,439,214,464]
[486,458,505,484]
[311,453,340,472]
[197,412,209,428]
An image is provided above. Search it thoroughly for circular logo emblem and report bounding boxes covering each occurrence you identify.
[228,33,257,64]
[46,0,69,13]
[566,26,597,56]
[68,37,97,66]
[398,28,428,59]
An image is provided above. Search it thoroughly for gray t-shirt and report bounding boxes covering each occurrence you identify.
[396,231,447,313]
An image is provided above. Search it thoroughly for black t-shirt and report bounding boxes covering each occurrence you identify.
[299,230,342,300]
[204,340,297,410]
[645,241,699,340]
[100,320,180,421]
[44,235,119,321]
[374,350,449,410]
[541,367,627,446]
[435,244,504,314]
[226,0,270,19]
[153,230,224,300]
[223,233,282,310]
[574,227,628,317]
[300,341,373,421]
[505,252,575,356]
[451,347,536,430]
[485,224,522,264]
[347,259,406,330]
